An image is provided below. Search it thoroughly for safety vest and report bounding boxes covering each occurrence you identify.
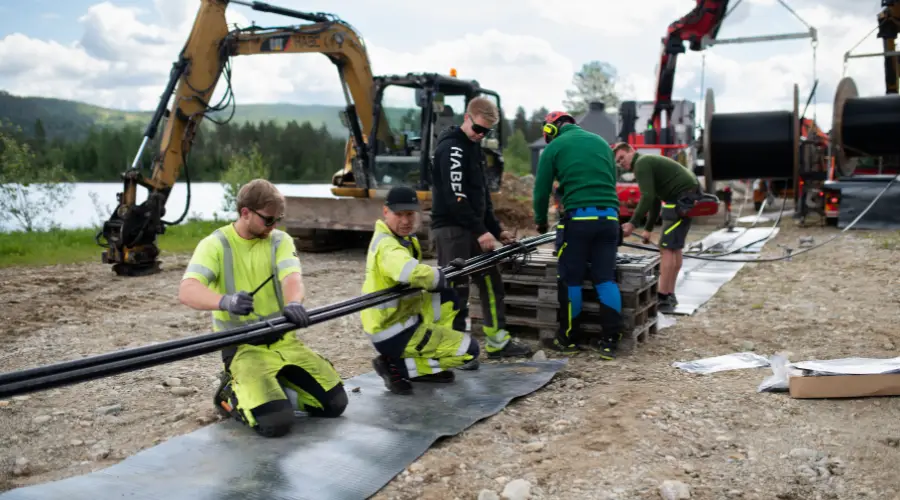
[183,224,301,332]
[360,220,442,346]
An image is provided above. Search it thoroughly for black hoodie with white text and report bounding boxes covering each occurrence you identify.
[429,126,502,237]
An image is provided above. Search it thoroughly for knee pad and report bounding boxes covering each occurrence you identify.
[251,399,295,438]
[319,385,349,418]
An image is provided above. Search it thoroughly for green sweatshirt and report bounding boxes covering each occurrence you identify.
[533,124,620,225]
[630,152,700,231]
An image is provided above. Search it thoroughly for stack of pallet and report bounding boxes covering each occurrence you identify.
[469,247,660,353]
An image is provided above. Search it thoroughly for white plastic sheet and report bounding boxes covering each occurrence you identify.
[757,356,900,393]
[672,352,771,374]
[792,357,900,375]
[658,313,676,330]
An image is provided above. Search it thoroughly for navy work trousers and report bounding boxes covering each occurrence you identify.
[554,207,623,344]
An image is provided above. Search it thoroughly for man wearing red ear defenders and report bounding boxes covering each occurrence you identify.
[533,111,624,359]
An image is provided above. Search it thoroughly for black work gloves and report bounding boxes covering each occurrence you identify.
[219,291,254,316]
[448,257,466,269]
[284,301,310,328]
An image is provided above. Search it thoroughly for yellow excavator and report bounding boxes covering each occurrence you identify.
[97,0,506,276]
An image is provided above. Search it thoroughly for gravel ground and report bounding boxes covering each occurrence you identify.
[1,204,899,500]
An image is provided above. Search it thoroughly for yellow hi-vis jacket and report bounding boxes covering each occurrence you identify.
[360,220,448,346]
[182,223,303,331]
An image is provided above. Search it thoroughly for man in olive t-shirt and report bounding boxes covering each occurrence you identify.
[612,143,701,313]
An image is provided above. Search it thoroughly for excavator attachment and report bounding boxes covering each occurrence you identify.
[96,0,504,275]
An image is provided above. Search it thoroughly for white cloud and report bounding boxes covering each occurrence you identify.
[0,0,890,136]
[526,0,698,36]
[607,2,888,131]
[364,30,574,112]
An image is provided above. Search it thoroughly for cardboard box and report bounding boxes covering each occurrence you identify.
[788,373,900,399]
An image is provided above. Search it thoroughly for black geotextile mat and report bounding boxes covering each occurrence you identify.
[837,180,900,230]
[0,359,567,500]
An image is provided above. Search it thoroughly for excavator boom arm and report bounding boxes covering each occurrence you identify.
[226,21,392,148]
[98,0,388,276]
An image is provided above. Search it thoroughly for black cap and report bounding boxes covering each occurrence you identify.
[385,185,420,212]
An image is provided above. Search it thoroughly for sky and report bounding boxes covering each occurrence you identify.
[0,0,890,132]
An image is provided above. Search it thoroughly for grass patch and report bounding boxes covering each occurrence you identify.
[0,219,227,269]
[877,231,900,250]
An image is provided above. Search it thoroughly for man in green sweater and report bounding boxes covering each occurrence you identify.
[533,111,624,359]
[612,143,702,313]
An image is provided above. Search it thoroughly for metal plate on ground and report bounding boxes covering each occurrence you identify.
[672,227,779,316]
[837,181,900,230]
[0,360,567,500]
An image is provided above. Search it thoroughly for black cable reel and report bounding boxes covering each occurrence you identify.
[832,76,900,176]
[702,83,803,199]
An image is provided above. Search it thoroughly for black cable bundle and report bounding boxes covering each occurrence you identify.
[0,233,554,399]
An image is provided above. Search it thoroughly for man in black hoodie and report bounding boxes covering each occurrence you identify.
[430,97,531,359]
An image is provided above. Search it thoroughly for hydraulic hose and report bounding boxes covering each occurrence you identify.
[0,233,554,398]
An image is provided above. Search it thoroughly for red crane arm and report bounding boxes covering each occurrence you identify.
[650,0,730,133]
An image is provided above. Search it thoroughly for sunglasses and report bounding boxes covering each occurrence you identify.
[467,114,493,135]
[250,208,284,227]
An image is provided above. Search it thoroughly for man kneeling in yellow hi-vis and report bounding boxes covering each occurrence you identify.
[179,179,347,437]
[361,186,481,395]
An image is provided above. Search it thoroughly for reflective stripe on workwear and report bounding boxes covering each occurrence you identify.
[207,228,294,331]
[360,220,442,348]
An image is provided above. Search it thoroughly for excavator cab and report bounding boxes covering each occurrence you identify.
[290,72,506,253]
[360,72,503,192]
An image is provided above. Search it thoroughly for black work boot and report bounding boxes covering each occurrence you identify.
[213,371,244,423]
[372,356,413,395]
[457,358,480,371]
[412,371,455,383]
[487,338,533,359]
[658,294,677,314]
[593,305,623,360]
[590,336,618,360]
[549,335,580,354]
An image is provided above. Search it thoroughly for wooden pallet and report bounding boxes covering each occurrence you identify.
[470,315,658,355]
[463,250,660,356]
[493,249,660,293]
[470,278,658,331]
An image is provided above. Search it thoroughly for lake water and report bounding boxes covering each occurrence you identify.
[0,182,337,233]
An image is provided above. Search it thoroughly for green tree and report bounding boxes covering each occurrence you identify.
[220,143,270,213]
[527,107,549,143]
[502,129,531,176]
[563,61,622,115]
[0,128,75,232]
[512,107,529,136]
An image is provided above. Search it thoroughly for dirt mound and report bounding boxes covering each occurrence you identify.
[494,173,536,231]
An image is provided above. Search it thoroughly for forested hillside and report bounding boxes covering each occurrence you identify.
[0,60,620,183]
[0,95,552,182]
[0,91,352,142]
